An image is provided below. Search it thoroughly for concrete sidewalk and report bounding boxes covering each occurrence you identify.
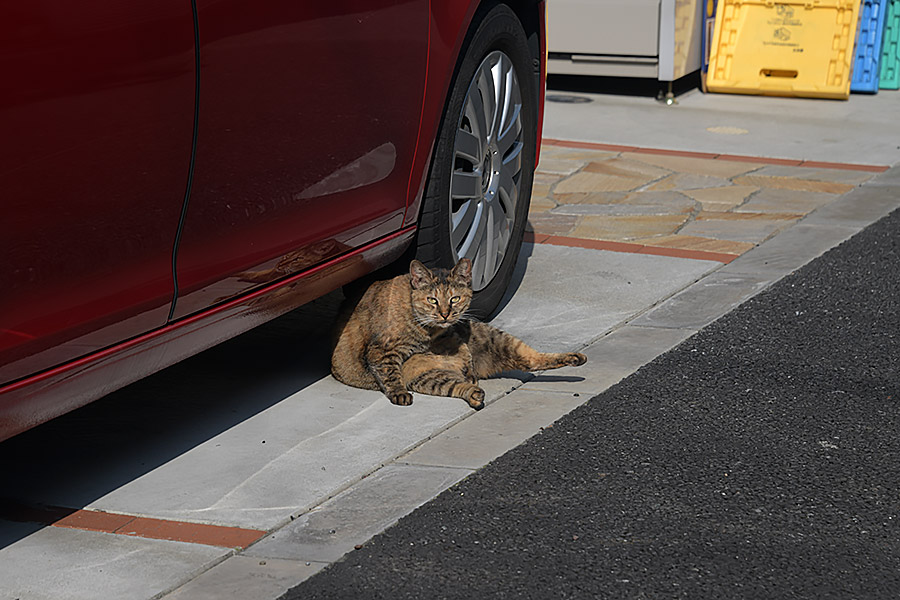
[284,196,900,600]
[2,85,899,600]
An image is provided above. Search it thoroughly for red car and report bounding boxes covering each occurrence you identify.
[0,1,546,442]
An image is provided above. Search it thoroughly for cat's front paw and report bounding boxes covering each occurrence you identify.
[388,391,413,406]
[466,388,485,411]
[564,353,587,367]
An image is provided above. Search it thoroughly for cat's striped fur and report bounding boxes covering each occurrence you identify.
[331,259,586,409]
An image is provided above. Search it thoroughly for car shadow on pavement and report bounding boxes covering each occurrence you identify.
[0,291,345,551]
[0,240,541,551]
[487,230,535,319]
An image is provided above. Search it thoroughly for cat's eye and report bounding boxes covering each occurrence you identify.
[427,297,438,305]
[450,296,461,304]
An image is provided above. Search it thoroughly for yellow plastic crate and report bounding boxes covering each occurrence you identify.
[707,0,862,99]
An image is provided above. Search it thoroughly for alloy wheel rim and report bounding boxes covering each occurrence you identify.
[449,50,523,292]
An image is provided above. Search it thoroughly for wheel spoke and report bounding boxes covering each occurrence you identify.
[463,196,489,260]
[451,198,479,249]
[465,83,489,144]
[502,138,522,173]
[492,198,510,259]
[497,56,514,136]
[478,64,498,141]
[482,201,498,282]
[451,170,481,200]
[489,57,506,138]
[471,237,488,289]
[497,103,522,156]
[454,128,482,164]
[498,165,519,212]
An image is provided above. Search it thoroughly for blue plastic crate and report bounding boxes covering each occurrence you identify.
[852,0,889,92]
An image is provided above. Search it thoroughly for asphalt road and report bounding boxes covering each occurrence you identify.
[283,207,899,599]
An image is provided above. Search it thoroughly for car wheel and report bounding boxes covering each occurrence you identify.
[415,4,537,320]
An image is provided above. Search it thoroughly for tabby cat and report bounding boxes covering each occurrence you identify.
[331,258,587,410]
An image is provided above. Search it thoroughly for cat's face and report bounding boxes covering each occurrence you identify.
[409,259,473,328]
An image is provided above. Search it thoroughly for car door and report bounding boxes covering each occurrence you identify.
[170,0,429,319]
[0,2,196,386]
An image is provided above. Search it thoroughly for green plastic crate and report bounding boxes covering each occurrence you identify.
[881,0,900,89]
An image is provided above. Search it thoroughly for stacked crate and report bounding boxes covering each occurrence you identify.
[881,0,900,88]
[851,0,889,92]
[706,0,862,99]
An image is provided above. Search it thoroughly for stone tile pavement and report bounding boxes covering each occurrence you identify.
[528,140,886,261]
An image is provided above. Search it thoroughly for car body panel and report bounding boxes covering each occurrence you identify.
[0,1,196,387]
[402,0,481,227]
[171,0,429,319]
[0,227,415,442]
[0,0,545,443]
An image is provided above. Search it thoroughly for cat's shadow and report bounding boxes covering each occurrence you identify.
[492,370,585,384]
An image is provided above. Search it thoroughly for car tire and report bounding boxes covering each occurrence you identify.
[415,3,537,320]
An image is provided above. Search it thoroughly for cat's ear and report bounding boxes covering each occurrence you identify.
[450,258,473,286]
[409,260,434,289]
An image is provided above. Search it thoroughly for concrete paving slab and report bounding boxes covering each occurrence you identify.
[735,188,839,215]
[401,389,588,470]
[731,174,855,195]
[245,464,470,563]
[620,152,760,178]
[682,185,758,210]
[551,201,691,216]
[571,213,689,241]
[631,234,753,255]
[678,213,798,243]
[748,165,877,185]
[490,243,720,352]
[631,272,774,330]
[867,165,900,186]
[88,378,473,530]
[479,374,533,402]
[0,524,223,600]
[164,556,326,600]
[521,325,697,395]
[544,88,900,166]
[719,223,862,278]
[801,184,900,228]
[648,172,733,191]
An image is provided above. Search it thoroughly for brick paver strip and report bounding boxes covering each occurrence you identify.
[1,499,266,549]
[637,245,738,264]
[535,235,739,264]
[523,231,551,244]
[117,516,265,549]
[542,138,889,172]
[542,139,639,153]
[55,509,135,533]
[715,154,804,166]
[632,147,720,160]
